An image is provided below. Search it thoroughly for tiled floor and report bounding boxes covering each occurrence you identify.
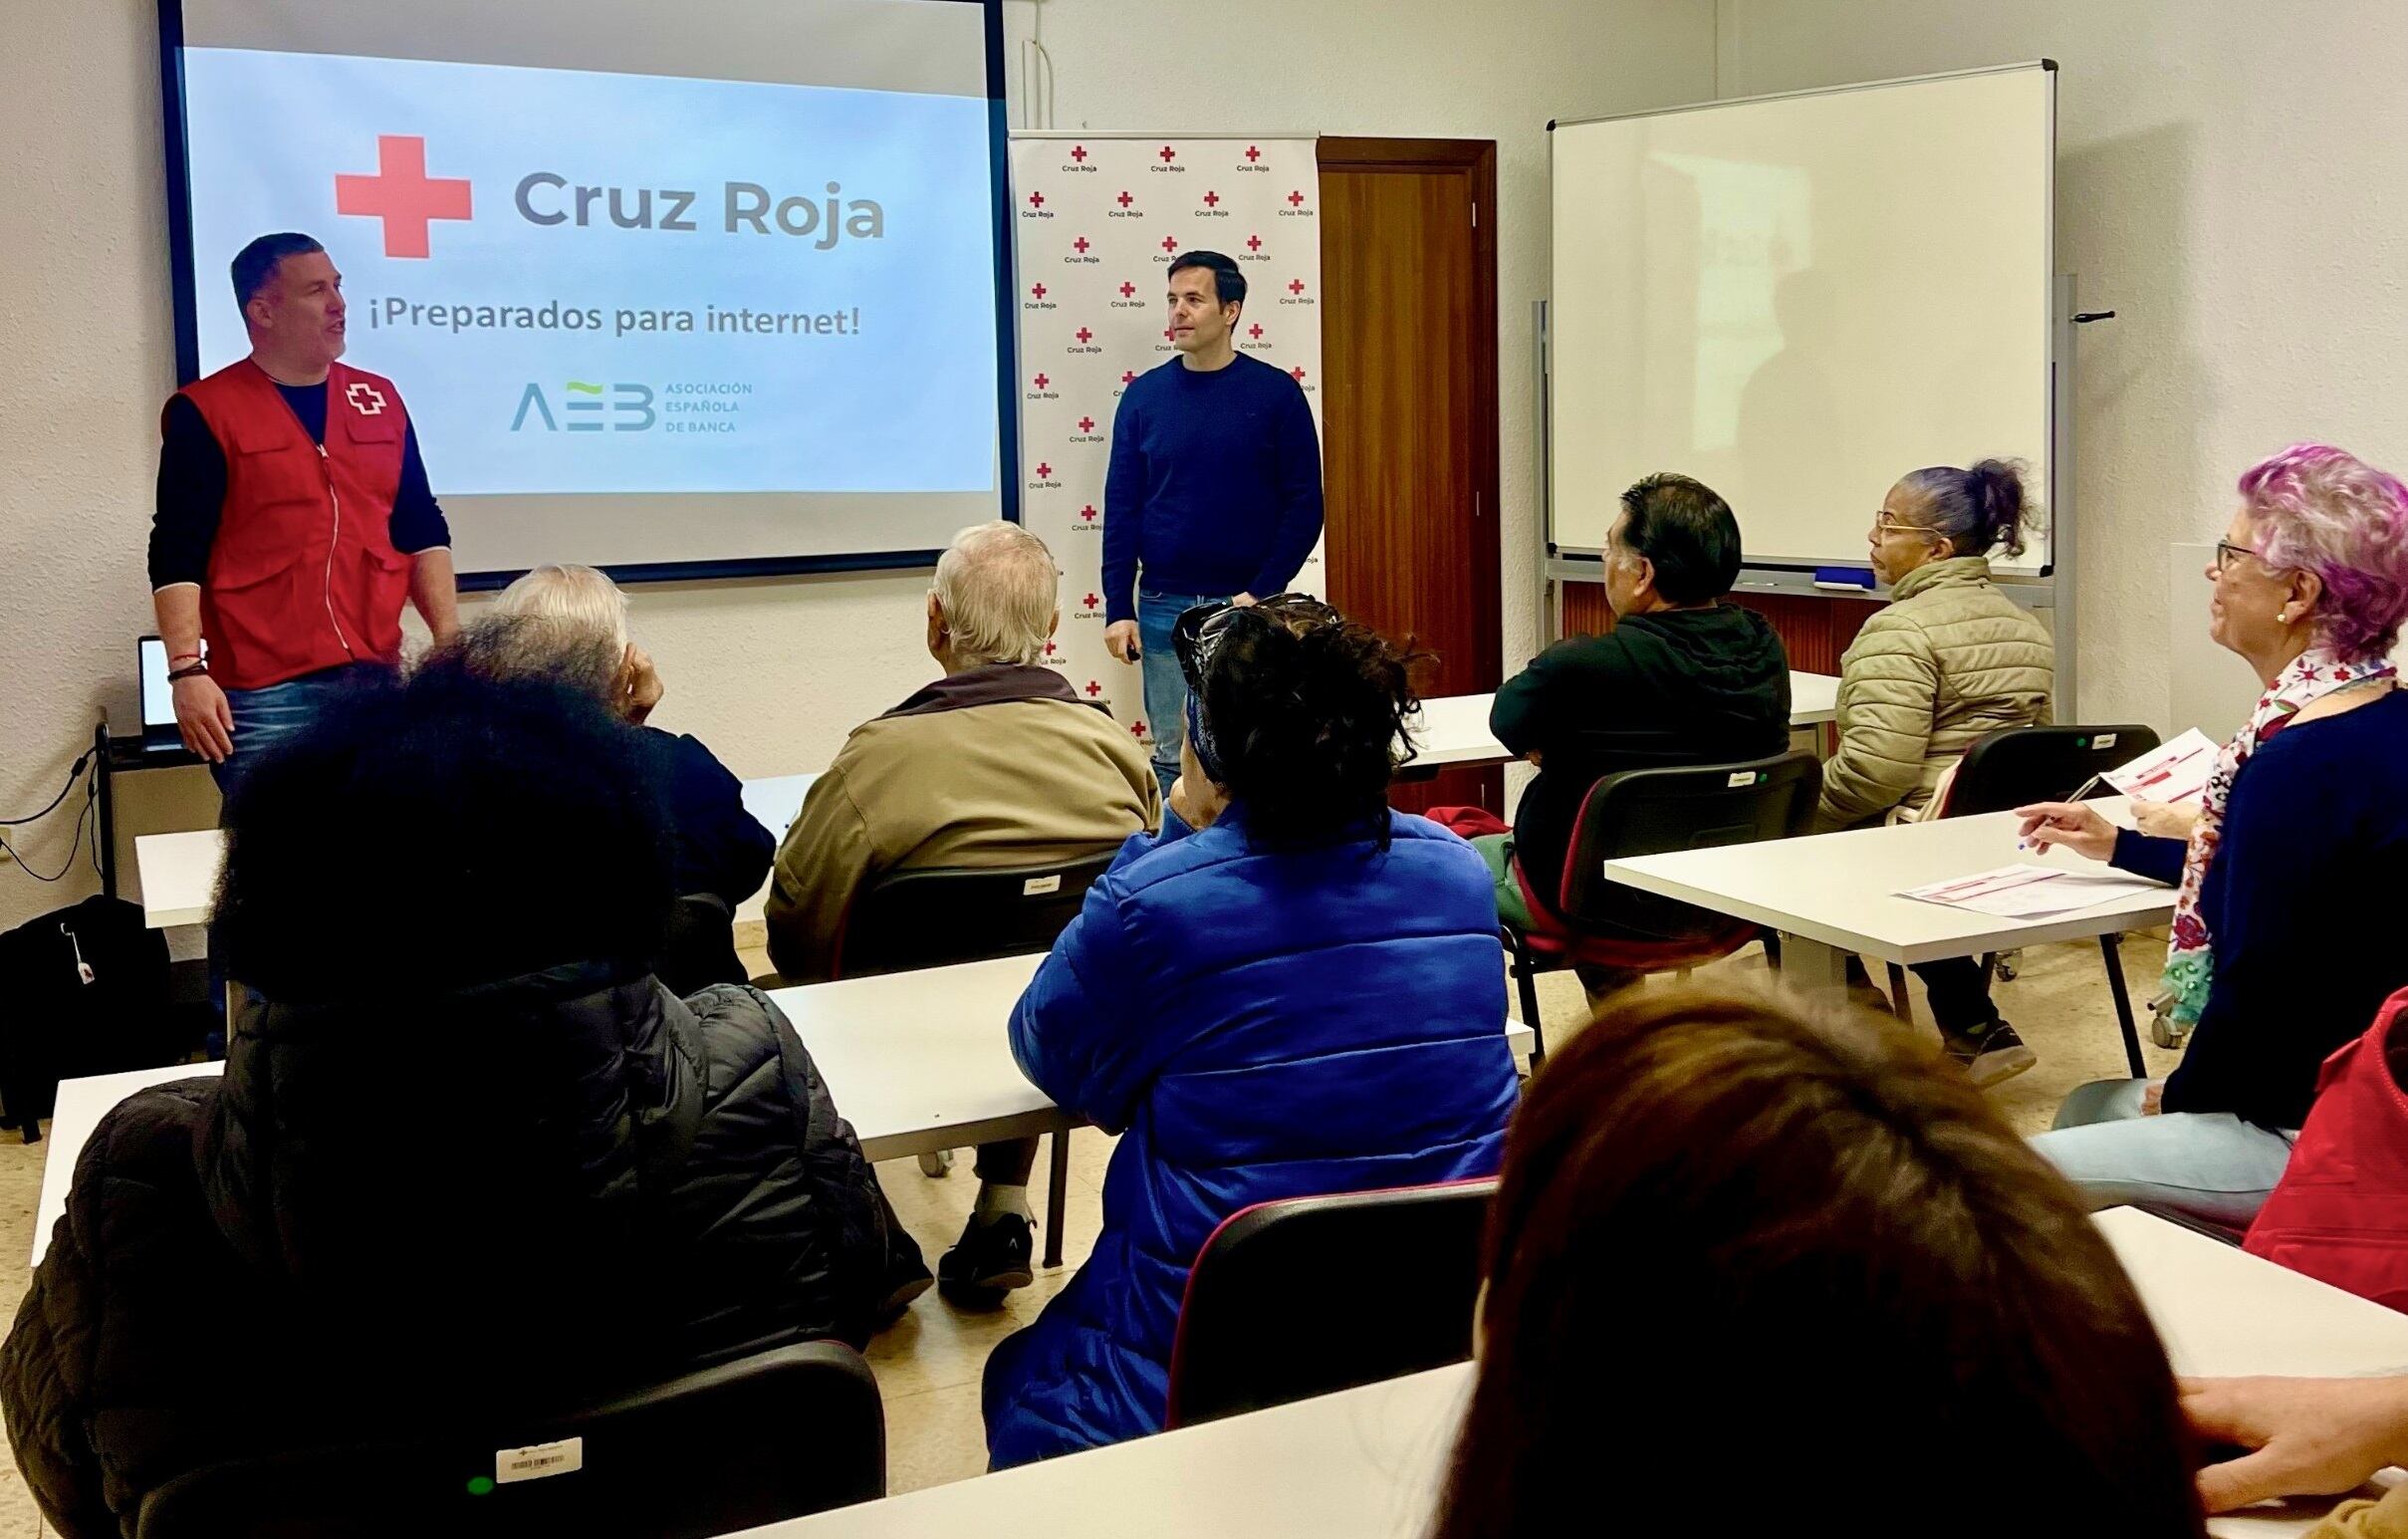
[0,929,2179,1533]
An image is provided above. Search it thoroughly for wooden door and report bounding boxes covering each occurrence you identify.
[1318,138,1503,815]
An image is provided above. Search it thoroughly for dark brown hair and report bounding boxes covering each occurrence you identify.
[1433,985,2204,1539]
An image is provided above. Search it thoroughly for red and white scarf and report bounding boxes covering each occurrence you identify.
[2160,649,2398,1025]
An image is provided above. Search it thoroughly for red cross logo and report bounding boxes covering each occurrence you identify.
[1288,279,1306,295]
[1131,720,1148,738]
[1116,190,1133,208]
[1076,327,1093,344]
[334,134,472,259]
[1203,190,1220,208]
[1078,415,1095,432]
[1158,145,1176,162]
[1248,324,1264,340]
[1045,640,1059,656]
[1160,236,1178,253]
[1118,281,1136,298]
[1163,326,1177,342]
[1245,145,1262,163]
[1084,592,1099,609]
[1120,372,1135,386]
[1086,680,1103,697]
[1073,236,1090,254]
[1288,190,1306,207]
[1027,190,1045,208]
[1246,235,1263,252]
[346,382,387,414]
[1033,373,1050,389]
[1081,504,1098,521]
[1071,145,1087,162]
[1031,282,1048,299]
[1035,461,1053,479]
[1291,367,1307,382]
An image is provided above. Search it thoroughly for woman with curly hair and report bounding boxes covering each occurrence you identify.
[981,594,1521,1467]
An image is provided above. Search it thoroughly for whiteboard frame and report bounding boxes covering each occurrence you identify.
[1539,60,2076,716]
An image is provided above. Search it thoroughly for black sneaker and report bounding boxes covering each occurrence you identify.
[1944,1019,2038,1090]
[938,1212,1035,1303]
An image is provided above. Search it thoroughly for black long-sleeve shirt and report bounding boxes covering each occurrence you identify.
[148,384,450,589]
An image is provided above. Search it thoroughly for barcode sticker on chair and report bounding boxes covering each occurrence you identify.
[2093,733,2117,749]
[496,1437,583,1485]
[1022,875,1063,896]
[1727,772,1754,788]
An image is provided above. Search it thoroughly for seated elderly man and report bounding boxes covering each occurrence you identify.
[768,520,1159,1301]
[459,565,775,991]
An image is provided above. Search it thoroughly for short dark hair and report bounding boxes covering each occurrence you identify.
[1167,249,1246,308]
[1197,601,1426,850]
[214,660,671,1003]
[1614,472,1743,604]
[1434,984,2206,1539]
[230,232,325,313]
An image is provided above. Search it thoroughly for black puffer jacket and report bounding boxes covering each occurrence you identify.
[0,963,911,1538]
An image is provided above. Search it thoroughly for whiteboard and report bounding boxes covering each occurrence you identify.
[1549,63,2054,573]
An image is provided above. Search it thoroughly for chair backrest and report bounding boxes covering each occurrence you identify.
[1940,724,2162,819]
[656,893,747,997]
[1164,1179,1496,1428]
[831,851,1118,979]
[135,1341,883,1539]
[1556,750,1822,937]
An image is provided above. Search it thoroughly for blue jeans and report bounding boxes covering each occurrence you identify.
[209,663,390,808]
[1136,588,1226,800]
[2029,1077,2299,1229]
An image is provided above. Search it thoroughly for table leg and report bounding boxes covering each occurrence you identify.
[1778,933,1847,1002]
[1044,1129,1070,1270]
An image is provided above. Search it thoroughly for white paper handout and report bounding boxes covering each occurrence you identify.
[2098,728,2220,805]
[1899,864,2172,920]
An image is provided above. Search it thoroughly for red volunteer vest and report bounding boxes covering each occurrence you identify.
[171,359,413,690]
[2245,987,2408,1312]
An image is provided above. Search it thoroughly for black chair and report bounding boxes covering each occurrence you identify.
[135,1341,883,1539]
[1501,750,1822,1067]
[656,893,747,997]
[1920,723,2163,1078]
[831,852,1119,980]
[1165,1179,1496,1427]
[829,850,1119,1267]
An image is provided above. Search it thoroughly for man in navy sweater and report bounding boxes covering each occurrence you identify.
[1101,250,1324,796]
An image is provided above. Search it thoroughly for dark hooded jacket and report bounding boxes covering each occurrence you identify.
[1490,606,1793,911]
[0,965,904,1538]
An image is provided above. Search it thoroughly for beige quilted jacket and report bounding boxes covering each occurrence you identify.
[1816,556,2054,828]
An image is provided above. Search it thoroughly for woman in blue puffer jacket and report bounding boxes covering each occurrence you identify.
[983,595,1521,1467]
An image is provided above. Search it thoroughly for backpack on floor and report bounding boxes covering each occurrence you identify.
[0,895,199,1142]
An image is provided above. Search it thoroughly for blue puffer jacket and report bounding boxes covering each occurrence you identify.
[981,804,1519,1467]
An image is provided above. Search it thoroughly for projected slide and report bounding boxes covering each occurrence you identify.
[163,0,1010,578]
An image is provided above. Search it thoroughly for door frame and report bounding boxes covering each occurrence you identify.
[1315,135,1504,701]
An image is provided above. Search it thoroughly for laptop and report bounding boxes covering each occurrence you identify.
[134,635,204,755]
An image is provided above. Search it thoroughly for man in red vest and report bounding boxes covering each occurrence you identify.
[148,232,459,799]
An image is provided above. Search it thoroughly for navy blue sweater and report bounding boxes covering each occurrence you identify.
[2110,689,2408,1129]
[1100,354,1323,624]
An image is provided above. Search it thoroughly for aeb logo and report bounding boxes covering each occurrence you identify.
[512,381,655,433]
[334,133,887,258]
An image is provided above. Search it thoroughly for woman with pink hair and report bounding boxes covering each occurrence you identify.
[2016,443,2408,1227]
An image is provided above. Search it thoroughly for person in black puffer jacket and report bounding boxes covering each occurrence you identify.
[0,662,924,1539]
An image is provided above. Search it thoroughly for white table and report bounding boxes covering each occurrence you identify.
[1600,803,2174,1002]
[30,954,1534,1269]
[719,1207,2408,1539]
[1406,673,1839,774]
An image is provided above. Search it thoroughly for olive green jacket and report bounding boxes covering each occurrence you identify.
[1816,556,2053,829]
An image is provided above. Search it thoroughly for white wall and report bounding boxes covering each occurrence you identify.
[1714,0,2408,730]
[0,0,1717,930]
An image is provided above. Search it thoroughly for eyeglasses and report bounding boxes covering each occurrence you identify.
[2212,540,2263,575]
[1870,512,1928,540]
[1172,593,1338,690]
